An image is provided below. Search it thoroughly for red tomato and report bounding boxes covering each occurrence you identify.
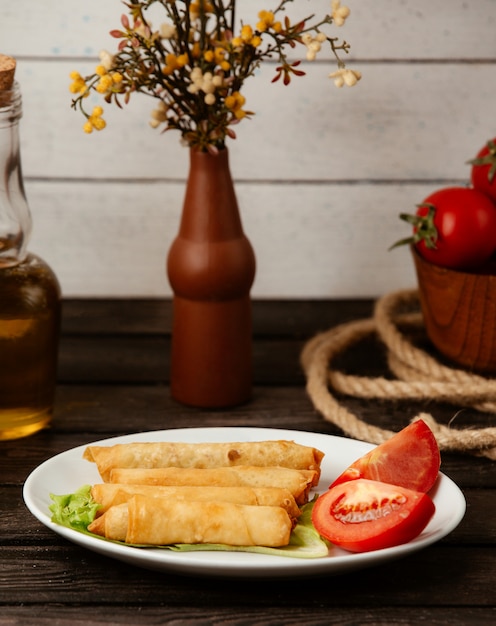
[399,186,496,270]
[470,138,496,203]
[330,420,440,493]
[312,479,436,553]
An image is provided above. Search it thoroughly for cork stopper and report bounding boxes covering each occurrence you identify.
[0,54,16,91]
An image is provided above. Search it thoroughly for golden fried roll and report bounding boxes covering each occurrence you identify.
[109,465,317,504]
[88,503,128,541]
[91,483,301,519]
[83,440,324,483]
[88,495,293,547]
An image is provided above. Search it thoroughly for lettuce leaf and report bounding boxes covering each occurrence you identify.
[49,485,101,533]
[49,489,329,559]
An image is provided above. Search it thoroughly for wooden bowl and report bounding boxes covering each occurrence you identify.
[412,246,496,373]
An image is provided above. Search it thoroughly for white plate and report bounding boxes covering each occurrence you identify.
[23,427,466,579]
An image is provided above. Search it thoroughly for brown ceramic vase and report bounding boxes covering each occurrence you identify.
[412,246,496,373]
[167,148,256,407]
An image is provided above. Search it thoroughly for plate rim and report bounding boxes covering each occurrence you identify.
[23,426,466,578]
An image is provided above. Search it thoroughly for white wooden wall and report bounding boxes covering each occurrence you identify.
[2,0,496,298]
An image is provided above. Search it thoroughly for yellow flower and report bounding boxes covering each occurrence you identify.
[214,47,226,64]
[92,117,106,130]
[233,25,262,49]
[257,11,281,33]
[69,71,88,96]
[204,46,230,71]
[190,1,214,16]
[241,25,254,43]
[177,53,189,67]
[95,65,107,77]
[96,74,114,94]
[225,91,247,119]
[83,106,106,133]
[162,52,187,76]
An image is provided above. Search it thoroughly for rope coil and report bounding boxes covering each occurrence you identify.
[301,289,496,460]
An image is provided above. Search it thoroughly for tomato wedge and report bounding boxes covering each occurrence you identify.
[330,420,440,493]
[312,479,436,553]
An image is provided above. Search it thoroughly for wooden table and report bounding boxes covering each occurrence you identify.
[2,299,495,625]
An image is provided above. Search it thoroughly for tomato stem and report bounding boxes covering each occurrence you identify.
[389,204,438,251]
[468,139,496,183]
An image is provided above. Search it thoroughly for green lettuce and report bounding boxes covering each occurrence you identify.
[49,488,329,559]
[49,485,101,534]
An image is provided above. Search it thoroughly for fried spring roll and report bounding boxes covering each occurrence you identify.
[89,503,128,541]
[91,483,301,519]
[109,465,317,504]
[83,440,324,483]
[88,495,293,547]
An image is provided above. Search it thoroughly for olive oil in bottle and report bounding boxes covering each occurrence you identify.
[0,55,61,440]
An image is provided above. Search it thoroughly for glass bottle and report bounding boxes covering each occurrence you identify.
[0,55,61,440]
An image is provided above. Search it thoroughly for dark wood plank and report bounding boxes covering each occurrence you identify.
[60,298,375,336]
[0,605,494,626]
[0,545,493,606]
[57,335,310,385]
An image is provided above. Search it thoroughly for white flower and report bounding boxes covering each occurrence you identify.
[307,41,323,61]
[329,68,362,88]
[331,1,351,27]
[202,72,216,94]
[98,50,114,70]
[160,22,177,39]
[302,33,327,61]
[188,67,222,98]
[190,67,203,82]
[188,67,203,92]
[149,101,168,128]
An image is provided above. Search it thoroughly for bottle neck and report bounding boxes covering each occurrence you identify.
[0,81,31,267]
[179,148,243,241]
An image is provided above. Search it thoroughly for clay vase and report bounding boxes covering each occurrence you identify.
[412,246,496,373]
[167,147,256,407]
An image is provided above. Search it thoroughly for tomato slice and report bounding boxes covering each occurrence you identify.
[312,479,436,553]
[330,420,440,493]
